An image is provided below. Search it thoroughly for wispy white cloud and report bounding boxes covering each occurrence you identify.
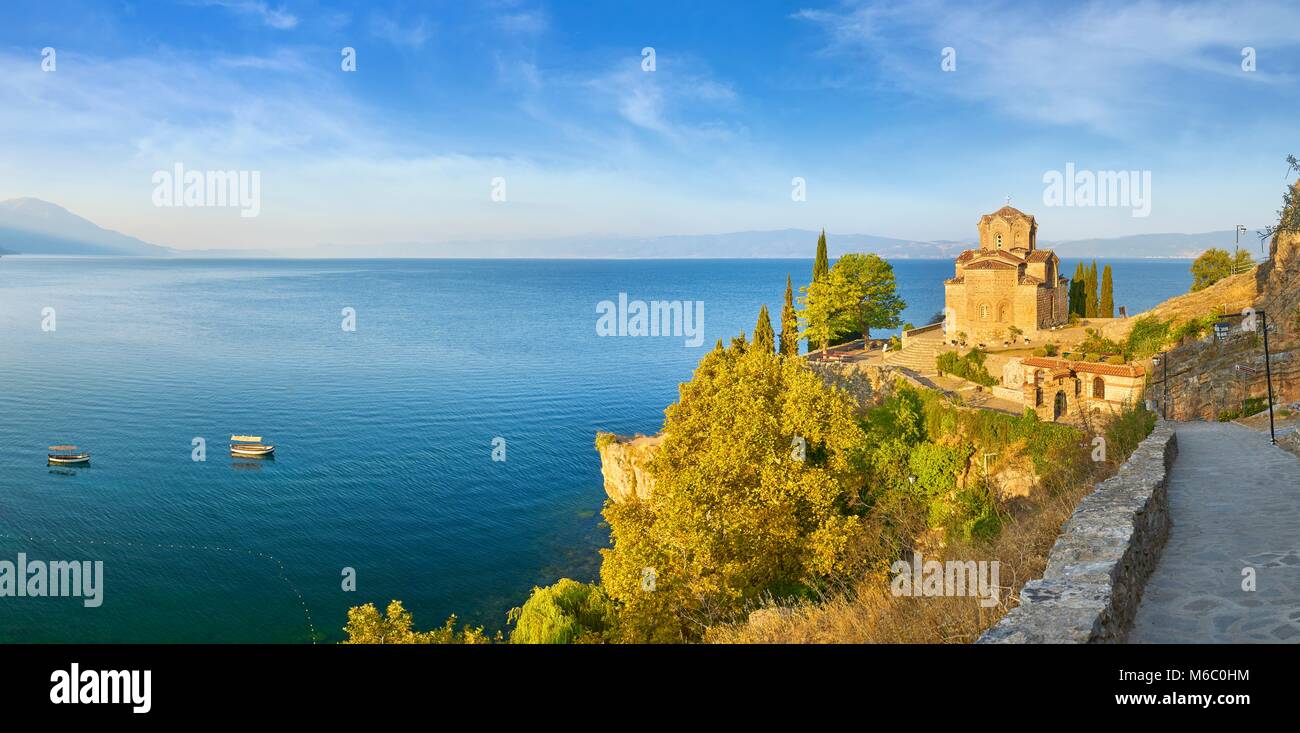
[196,0,298,30]
[368,11,431,48]
[496,9,548,35]
[798,0,1300,135]
[584,61,740,143]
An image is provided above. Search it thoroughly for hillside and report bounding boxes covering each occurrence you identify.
[0,198,172,256]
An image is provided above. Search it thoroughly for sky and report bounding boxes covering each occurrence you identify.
[1,0,1298,253]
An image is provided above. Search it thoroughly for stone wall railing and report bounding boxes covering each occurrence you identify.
[901,321,944,347]
[978,422,1178,643]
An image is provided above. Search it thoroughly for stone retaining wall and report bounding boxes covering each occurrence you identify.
[978,422,1179,643]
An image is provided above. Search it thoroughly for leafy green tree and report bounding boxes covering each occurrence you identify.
[833,253,905,341]
[1259,155,1300,242]
[507,579,615,644]
[779,275,799,356]
[342,600,495,644]
[813,229,829,283]
[600,343,871,642]
[1190,247,1234,291]
[1099,264,1114,318]
[753,304,775,354]
[798,267,859,351]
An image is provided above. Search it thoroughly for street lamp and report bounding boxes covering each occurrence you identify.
[1152,351,1168,420]
[1216,311,1277,445]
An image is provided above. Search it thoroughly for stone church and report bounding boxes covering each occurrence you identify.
[944,205,1069,343]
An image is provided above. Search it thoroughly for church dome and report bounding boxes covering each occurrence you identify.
[983,205,1035,224]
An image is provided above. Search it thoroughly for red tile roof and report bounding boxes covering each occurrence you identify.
[1021,356,1144,377]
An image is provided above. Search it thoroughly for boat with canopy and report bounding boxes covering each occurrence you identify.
[230,435,275,458]
[48,445,90,465]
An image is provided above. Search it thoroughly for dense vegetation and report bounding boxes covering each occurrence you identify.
[935,348,998,386]
[599,341,872,641]
[1122,312,1227,360]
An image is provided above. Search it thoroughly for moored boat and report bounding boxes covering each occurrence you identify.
[230,435,275,458]
[48,445,90,465]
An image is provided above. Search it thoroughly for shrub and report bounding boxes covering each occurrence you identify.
[1170,314,1219,344]
[1124,316,1174,360]
[934,349,997,387]
[342,601,496,644]
[508,579,615,644]
[1103,403,1157,463]
[1079,327,1123,356]
[1242,396,1269,416]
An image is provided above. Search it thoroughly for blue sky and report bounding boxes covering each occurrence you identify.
[2,0,1298,252]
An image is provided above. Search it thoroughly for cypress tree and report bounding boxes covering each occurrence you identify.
[813,229,829,282]
[754,304,775,354]
[1085,261,1098,317]
[779,275,799,356]
[1099,264,1114,318]
[1070,262,1086,316]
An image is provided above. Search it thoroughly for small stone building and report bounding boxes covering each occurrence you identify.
[944,205,1069,343]
[1021,356,1146,422]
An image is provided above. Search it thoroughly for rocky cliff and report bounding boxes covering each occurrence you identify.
[1105,183,1300,421]
[596,434,661,503]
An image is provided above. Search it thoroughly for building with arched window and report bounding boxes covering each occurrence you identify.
[943,205,1069,343]
[1015,356,1146,422]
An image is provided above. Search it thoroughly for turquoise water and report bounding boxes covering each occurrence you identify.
[0,257,1191,642]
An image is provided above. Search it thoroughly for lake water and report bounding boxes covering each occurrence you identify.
[0,257,1191,642]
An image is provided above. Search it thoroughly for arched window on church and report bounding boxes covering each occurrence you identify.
[979,303,990,321]
[1093,376,1106,399]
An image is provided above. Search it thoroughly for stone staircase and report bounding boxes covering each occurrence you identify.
[883,331,947,375]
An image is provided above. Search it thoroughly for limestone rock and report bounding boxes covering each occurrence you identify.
[596,434,662,503]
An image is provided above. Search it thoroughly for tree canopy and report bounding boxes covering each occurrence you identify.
[1190,247,1237,291]
[799,252,905,348]
[599,342,871,641]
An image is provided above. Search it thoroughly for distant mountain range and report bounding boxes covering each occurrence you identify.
[0,197,1259,260]
[0,198,272,257]
[0,198,171,256]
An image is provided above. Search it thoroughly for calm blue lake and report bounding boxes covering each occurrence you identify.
[0,257,1191,642]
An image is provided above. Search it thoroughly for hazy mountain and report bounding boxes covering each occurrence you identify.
[0,197,1257,260]
[1045,229,1266,260]
[0,198,172,256]
[301,230,971,259]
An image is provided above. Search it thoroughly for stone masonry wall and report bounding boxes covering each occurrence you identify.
[978,422,1178,643]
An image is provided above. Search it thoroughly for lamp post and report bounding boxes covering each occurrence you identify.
[1217,310,1276,445]
[1152,351,1168,419]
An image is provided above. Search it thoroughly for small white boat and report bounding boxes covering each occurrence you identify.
[48,445,90,465]
[230,435,275,458]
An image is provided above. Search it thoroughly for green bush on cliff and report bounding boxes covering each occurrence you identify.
[600,339,872,642]
[508,579,616,644]
[1124,315,1173,360]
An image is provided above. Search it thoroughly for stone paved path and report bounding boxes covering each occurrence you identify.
[1130,421,1300,643]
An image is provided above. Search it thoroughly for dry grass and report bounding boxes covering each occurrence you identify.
[705,465,1115,644]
